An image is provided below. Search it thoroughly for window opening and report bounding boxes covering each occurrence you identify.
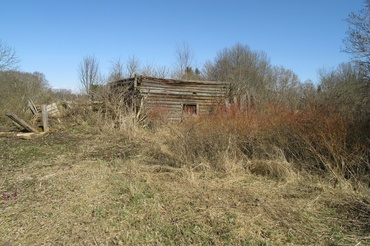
[183,104,197,115]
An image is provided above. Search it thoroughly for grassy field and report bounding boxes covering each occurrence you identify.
[1,116,369,246]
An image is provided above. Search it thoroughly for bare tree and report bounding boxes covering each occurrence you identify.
[317,62,369,118]
[78,55,100,95]
[126,55,140,78]
[204,43,271,98]
[108,57,125,82]
[298,79,317,104]
[154,65,170,78]
[175,42,194,79]
[141,62,170,78]
[269,66,302,108]
[0,40,19,71]
[343,0,370,77]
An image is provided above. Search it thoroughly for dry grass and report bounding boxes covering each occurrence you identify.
[143,103,369,186]
[1,99,369,245]
[1,125,369,245]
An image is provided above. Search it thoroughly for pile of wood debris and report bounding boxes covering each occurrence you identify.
[2,100,62,139]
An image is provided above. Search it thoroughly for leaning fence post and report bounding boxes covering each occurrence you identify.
[5,112,40,134]
[41,105,49,132]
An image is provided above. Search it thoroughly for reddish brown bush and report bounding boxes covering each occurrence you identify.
[164,102,369,183]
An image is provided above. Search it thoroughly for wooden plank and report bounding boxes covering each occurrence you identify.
[46,103,59,117]
[145,93,225,99]
[141,79,228,87]
[144,100,222,107]
[42,105,49,132]
[140,89,226,97]
[5,112,40,133]
[28,100,38,115]
[16,132,47,140]
[141,77,229,85]
[141,89,226,96]
[140,82,228,93]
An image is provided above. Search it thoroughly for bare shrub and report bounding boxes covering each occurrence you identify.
[290,105,369,182]
[64,83,140,136]
[141,101,369,185]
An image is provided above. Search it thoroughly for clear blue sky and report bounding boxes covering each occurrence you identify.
[1,0,363,91]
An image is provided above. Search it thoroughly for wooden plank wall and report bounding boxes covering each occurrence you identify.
[137,77,229,120]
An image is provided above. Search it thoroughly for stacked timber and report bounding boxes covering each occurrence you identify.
[111,76,230,120]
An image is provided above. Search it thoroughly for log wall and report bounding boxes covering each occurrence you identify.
[111,76,229,120]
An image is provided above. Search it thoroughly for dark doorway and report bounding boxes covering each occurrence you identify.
[183,104,197,115]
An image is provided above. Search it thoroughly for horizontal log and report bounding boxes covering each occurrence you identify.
[141,80,227,87]
[140,89,226,97]
[140,82,227,92]
[141,77,228,85]
[145,93,226,101]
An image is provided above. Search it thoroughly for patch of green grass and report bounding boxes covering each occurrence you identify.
[0,132,79,168]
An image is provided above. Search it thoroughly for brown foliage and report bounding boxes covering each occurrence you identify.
[145,102,369,184]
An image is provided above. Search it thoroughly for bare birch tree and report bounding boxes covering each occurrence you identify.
[175,42,194,79]
[78,55,100,95]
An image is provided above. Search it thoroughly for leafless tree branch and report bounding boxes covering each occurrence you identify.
[343,0,370,77]
[0,40,19,71]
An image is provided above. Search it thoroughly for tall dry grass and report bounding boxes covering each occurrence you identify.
[63,87,369,186]
[65,86,142,136]
[141,102,369,186]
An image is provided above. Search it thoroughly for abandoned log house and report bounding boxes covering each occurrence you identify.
[110,75,229,120]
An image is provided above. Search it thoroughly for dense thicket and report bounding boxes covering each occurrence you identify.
[0,71,52,125]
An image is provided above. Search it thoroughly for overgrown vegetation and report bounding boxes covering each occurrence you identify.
[136,100,368,187]
[0,70,53,125]
[2,69,368,244]
[1,104,369,244]
[1,3,369,244]
[1,55,369,246]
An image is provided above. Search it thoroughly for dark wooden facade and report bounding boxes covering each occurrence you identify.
[111,75,229,120]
